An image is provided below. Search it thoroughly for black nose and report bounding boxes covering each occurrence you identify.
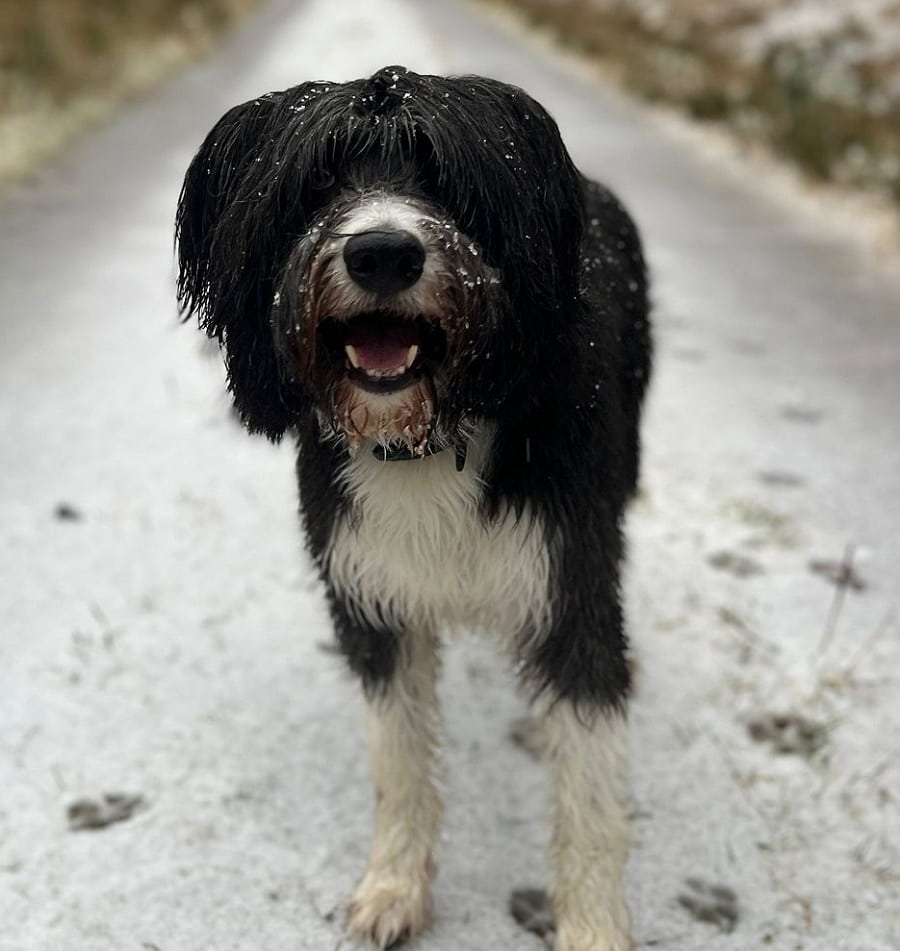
[343,230,425,294]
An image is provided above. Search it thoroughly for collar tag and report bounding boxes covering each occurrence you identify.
[454,439,468,472]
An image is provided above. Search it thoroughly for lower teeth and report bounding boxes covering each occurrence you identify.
[363,367,406,380]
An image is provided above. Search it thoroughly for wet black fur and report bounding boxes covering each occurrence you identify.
[176,66,651,710]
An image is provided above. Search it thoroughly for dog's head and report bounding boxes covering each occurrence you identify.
[176,66,585,452]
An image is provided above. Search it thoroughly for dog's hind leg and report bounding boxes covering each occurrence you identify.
[540,699,632,951]
[346,627,443,949]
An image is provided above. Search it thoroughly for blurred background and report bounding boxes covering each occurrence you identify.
[507,0,900,204]
[2,1,899,204]
[0,0,264,183]
[1,2,898,951]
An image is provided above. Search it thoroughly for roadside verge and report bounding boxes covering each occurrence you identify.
[485,0,900,211]
[0,0,263,189]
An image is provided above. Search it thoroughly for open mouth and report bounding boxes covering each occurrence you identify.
[320,312,446,392]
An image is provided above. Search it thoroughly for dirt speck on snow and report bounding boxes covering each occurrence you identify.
[54,502,83,522]
[707,550,764,578]
[809,555,868,591]
[510,887,554,943]
[67,793,146,831]
[746,712,830,758]
[508,716,545,760]
[676,878,739,933]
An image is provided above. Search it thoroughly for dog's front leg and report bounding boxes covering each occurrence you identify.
[542,700,632,951]
[346,626,443,949]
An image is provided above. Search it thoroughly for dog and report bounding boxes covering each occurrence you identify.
[176,65,651,951]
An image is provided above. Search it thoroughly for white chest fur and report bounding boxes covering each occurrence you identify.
[326,430,553,643]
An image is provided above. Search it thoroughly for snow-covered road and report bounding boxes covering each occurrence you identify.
[2,1,898,949]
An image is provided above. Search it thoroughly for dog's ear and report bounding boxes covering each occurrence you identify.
[476,80,585,307]
[176,92,307,440]
[414,74,585,315]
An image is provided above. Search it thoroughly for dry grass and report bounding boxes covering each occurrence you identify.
[487,0,900,207]
[0,0,263,186]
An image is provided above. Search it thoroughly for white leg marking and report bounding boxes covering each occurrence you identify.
[347,630,443,949]
[542,702,632,951]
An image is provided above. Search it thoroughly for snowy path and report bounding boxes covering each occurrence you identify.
[1,1,899,949]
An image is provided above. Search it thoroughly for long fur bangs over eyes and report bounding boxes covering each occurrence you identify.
[176,67,587,438]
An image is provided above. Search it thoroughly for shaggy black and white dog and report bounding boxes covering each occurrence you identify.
[177,65,651,951]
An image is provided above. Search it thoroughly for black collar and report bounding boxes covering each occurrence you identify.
[373,436,468,472]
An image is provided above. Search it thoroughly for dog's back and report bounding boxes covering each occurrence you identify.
[581,176,652,496]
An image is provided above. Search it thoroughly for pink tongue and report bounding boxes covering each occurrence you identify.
[346,323,417,371]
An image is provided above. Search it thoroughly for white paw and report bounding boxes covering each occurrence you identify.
[347,872,431,949]
[553,922,633,951]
